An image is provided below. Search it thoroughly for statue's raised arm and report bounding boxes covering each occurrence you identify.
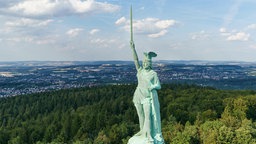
[130,6,140,71]
[130,41,140,71]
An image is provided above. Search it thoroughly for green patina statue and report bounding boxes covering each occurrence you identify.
[128,6,165,144]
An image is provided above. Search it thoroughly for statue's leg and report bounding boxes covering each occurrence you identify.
[142,102,153,141]
[134,103,144,136]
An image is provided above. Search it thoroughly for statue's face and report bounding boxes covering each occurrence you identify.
[143,60,152,70]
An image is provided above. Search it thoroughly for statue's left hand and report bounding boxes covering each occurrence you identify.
[149,86,154,91]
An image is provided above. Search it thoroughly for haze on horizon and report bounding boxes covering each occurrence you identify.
[1,0,256,62]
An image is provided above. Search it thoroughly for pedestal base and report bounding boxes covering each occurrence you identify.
[128,135,153,144]
[128,133,165,144]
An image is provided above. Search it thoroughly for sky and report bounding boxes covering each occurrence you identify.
[1,0,256,61]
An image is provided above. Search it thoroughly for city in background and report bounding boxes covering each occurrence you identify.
[1,61,256,97]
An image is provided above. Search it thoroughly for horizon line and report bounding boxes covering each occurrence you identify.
[0,60,256,63]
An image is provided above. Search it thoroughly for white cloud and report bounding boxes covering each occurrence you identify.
[5,18,53,27]
[219,27,227,33]
[116,17,177,38]
[191,30,209,40]
[148,30,167,38]
[4,35,57,45]
[0,17,56,44]
[247,24,256,29]
[155,20,176,29]
[219,27,231,36]
[90,38,117,48]
[66,28,84,37]
[219,27,250,41]
[5,0,120,18]
[227,32,250,41]
[69,0,119,13]
[9,0,60,17]
[115,17,126,25]
[90,29,100,35]
[35,35,57,44]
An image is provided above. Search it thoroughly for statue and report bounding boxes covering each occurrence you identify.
[128,6,164,144]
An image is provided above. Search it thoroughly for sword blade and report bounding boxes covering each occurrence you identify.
[130,5,133,42]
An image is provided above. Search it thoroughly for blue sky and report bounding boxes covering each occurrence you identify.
[1,0,256,61]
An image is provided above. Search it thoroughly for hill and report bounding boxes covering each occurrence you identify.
[0,84,256,143]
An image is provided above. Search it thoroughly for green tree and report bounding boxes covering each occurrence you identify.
[199,120,224,144]
[94,130,110,144]
[0,128,10,144]
[221,98,248,128]
[233,119,256,144]
[217,125,234,143]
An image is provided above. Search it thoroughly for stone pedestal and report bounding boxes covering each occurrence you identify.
[128,133,164,144]
[128,135,154,144]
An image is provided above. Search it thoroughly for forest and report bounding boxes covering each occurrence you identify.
[0,84,256,144]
